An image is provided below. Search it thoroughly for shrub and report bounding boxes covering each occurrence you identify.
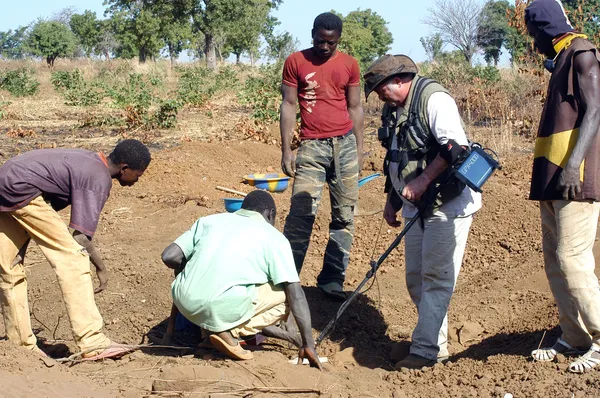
[103,72,154,110]
[176,65,238,107]
[176,66,217,106]
[238,62,282,123]
[152,99,180,129]
[0,68,40,97]
[51,69,103,106]
[0,101,11,119]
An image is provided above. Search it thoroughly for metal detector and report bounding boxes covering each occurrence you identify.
[315,144,500,346]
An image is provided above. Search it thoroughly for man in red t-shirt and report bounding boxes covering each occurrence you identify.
[280,12,364,300]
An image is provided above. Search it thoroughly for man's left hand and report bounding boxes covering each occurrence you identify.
[94,269,109,294]
[402,177,429,202]
[558,166,582,200]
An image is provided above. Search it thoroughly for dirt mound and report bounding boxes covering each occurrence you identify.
[0,129,598,397]
[0,341,117,397]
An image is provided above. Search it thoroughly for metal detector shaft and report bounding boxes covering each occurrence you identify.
[315,214,422,346]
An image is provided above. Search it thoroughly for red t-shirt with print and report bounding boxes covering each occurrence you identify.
[282,49,360,139]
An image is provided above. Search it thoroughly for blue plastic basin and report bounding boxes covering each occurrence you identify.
[243,173,290,193]
[358,173,381,188]
[223,198,244,212]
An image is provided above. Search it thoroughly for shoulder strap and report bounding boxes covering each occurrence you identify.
[408,77,436,120]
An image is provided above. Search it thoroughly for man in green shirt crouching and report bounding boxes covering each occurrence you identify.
[161,190,321,368]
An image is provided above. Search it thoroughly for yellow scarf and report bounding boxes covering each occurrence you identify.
[553,32,588,55]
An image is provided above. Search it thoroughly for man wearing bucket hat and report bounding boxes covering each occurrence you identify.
[524,0,600,373]
[363,54,481,369]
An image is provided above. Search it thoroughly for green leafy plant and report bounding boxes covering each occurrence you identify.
[0,101,11,119]
[152,99,180,129]
[0,68,40,97]
[238,62,282,123]
[176,66,217,106]
[103,72,153,110]
[51,69,104,106]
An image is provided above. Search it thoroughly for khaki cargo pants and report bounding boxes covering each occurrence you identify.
[230,283,289,337]
[0,196,110,353]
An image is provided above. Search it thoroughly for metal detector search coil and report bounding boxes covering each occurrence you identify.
[455,147,500,193]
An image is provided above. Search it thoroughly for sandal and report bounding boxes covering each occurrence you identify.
[317,282,347,301]
[531,338,587,362]
[209,334,253,360]
[569,347,600,373]
[81,343,135,361]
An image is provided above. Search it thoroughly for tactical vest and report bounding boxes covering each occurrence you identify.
[382,75,466,217]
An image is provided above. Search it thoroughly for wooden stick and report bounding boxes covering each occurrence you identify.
[215,186,247,197]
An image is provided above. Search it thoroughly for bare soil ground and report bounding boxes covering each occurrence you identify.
[0,110,599,398]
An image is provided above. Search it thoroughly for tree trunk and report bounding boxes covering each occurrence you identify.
[105,51,110,60]
[235,53,241,64]
[139,46,147,64]
[250,52,255,67]
[204,33,217,70]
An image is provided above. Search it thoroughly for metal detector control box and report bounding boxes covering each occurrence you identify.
[455,147,500,193]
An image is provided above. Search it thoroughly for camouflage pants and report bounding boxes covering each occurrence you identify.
[283,131,359,286]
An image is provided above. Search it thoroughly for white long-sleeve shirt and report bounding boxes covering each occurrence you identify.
[389,91,482,218]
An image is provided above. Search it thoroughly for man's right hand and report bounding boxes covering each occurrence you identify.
[384,196,401,227]
[297,345,323,370]
[94,269,109,294]
[282,149,296,177]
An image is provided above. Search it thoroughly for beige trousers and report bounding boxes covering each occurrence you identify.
[230,283,289,338]
[541,200,600,348]
[0,196,110,352]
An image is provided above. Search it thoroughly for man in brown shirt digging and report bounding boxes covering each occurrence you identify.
[0,139,151,360]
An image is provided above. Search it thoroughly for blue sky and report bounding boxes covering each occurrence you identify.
[0,0,473,64]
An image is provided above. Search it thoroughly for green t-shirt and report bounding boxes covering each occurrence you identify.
[171,209,299,332]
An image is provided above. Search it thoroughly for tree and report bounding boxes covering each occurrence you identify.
[104,2,163,63]
[190,0,282,70]
[334,8,393,69]
[423,0,483,65]
[563,0,600,45]
[420,33,445,61]
[94,26,118,59]
[51,6,78,25]
[223,0,271,64]
[0,26,28,59]
[26,20,76,67]
[265,31,298,62]
[477,0,511,66]
[70,10,102,57]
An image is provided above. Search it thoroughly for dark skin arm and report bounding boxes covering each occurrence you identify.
[346,85,365,170]
[11,238,30,269]
[161,243,187,344]
[283,281,322,370]
[73,231,108,294]
[560,51,600,200]
[280,84,299,177]
[161,243,186,271]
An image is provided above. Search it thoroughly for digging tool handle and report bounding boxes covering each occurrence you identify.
[216,186,247,197]
[315,168,459,346]
[316,214,421,346]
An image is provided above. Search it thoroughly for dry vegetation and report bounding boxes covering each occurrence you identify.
[0,58,546,158]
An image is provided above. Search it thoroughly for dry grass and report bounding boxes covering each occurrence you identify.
[0,58,546,156]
